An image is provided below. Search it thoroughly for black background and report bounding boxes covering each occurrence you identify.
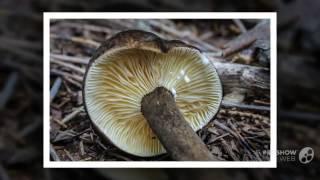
[0,0,319,179]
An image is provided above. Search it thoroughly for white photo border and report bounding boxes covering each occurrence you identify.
[44,12,277,168]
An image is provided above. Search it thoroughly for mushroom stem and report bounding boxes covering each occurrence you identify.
[141,87,216,161]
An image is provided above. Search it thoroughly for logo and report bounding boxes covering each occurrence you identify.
[299,147,314,164]
[277,149,297,162]
[275,146,314,164]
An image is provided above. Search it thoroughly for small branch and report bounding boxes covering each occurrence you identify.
[2,59,41,84]
[279,110,320,124]
[50,144,60,161]
[222,20,270,57]
[79,140,85,156]
[52,118,68,128]
[214,120,260,161]
[203,52,224,59]
[64,149,75,161]
[220,139,239,161]
[0,9,42,22]
[254,99,270,105]
[51,54,89,64]
[213,121,238,138]
[148,20,222,52]
[64,77,82,89]
[207,133,230,144]
[221,101,270,111]
[61,106,84,124]
[51,69,83,88]
[7,147,38,165]
[51,59,85,74]
[227,120,262,161]
[0,37,42,51]
[51,69,83,82]
[59,21,112,34]
[0,72,18,109]
[51,34,100,48]
[232,19,247,33]
[50,77,62,103]
[18,117,42,138]
[0,43,42,64]
[213,61,270,95]
[222,36,256,57]
[219,109,269,122]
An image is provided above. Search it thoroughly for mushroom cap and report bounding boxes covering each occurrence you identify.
[83,30,222,157]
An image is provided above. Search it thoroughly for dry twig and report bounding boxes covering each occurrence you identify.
[51,59,85,74]
[0,72,18,109]
[61,106,84,124]
[64,149,75,161]
[50,77,62,102]
[51,54,89,64]
[50,144,60,161]
[221,101,270,111]
[232,19,247,33]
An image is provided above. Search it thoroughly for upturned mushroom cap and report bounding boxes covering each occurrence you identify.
[83,30,222,157]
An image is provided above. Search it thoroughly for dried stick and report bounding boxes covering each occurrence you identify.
[52,118,68,128]
[0,43,42,64]
[254,99,270,105]
[213,120,260,161]
[51,69,83,82]
[59,21,112,34]
[64,149,75,161]
[279,110,320,124]
[0,72,18,109]
[0,9,42,21]
[51,59,85,74]
[79,141,85,156]
[222,20,270,57]
[148,20,222,52]
[50,77,62,103]
[219,109,270,122]
[227,120,262,161]
[50,144,60,161]
[207,133,230,144]
[51,34,100,48]
[232,19,247,33]
[213,61,270,97]
[0,37,42,51]
[18,117,42,138]
[61,106,84,124]
[222,36,256,57]
[2,59,41,84]
[221,139,239,161]
[221,101,270,111]
[51,69,83,88]
[64,77,82,88]
[51,54,89,64]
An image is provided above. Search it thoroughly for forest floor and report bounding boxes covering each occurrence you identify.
[49,19,270,161]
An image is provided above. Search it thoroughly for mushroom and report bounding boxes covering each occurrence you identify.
[83,30,222,160]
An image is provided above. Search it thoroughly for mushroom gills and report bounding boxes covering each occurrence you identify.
[85,47,222,157]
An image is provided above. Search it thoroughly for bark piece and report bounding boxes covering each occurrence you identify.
[213,61,269,96]
[223,20,270,66]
